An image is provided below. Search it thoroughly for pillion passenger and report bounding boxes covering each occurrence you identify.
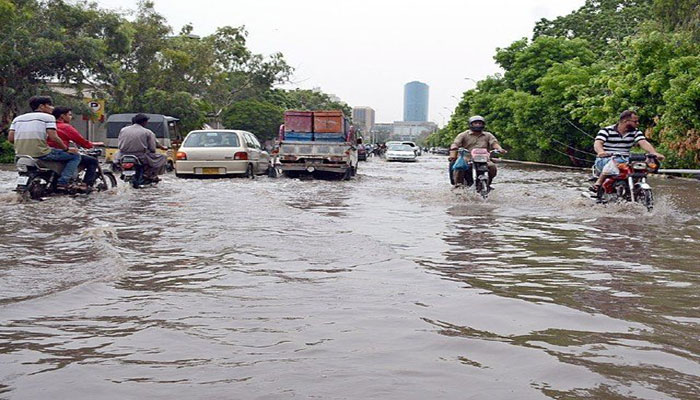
[48,106,101,188]
[8,96,81,191]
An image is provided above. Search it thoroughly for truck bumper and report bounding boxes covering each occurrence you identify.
[280,162,348,174]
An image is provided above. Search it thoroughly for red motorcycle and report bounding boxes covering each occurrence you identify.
[596,153,659,211]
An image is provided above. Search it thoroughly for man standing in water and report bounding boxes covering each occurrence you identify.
[590,110,665,192]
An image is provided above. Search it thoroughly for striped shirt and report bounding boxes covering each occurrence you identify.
[9,112,57,157]
[595,124,646,155]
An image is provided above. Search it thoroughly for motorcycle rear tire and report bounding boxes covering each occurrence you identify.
[95,172,117,191]
[640,188,653,211]
[476,176,489,199]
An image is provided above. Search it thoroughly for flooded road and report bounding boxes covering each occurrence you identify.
[0,155,698,399]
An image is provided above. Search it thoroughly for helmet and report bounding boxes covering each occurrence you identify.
[468,115,486,131]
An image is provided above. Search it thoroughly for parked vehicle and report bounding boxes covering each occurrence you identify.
[594,153,659,211]
[14,148,117,200]
[104,113,182,171]
[452,147,501,199]
[275,110,358,179]
[385,143,417,162]
[174,130,271,178]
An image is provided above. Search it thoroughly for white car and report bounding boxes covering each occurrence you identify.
[385,144,417,162]
[175,130,271,178]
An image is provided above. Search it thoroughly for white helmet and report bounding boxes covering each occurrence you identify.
[468,115,486,131]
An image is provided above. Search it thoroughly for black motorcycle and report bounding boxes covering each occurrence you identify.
[15,148,117,200]
[118,155,159,188]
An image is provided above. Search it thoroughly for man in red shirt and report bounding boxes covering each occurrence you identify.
[49,106,101,187]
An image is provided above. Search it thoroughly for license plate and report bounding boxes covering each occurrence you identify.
[123,170,136,176]
[16,176,29,186]
[202,167,220,174]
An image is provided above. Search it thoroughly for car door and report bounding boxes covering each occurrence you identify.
[250,134,269,172]
[243,132,261,173]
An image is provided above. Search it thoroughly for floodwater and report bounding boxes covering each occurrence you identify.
[0,155,698,399]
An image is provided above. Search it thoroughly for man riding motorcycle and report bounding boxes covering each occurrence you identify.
[7,96,81,191]
[48,106,101,188]
[448,115,507,187]
[590,110,665,192]
[117,113,167,181]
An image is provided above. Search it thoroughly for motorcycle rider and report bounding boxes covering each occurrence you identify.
[117,113,167,181]
[590,110,665,192]
[448,115,507,187]
[7,96,81,191]
[48,106,101,188]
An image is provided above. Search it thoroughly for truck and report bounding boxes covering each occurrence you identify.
[275,110,358,179]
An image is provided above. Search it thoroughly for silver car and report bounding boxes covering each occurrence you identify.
[175,130,271,178]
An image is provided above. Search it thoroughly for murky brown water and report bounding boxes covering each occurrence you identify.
[0,156,698,399]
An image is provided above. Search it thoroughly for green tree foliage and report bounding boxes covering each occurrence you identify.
[432,0,699,168]
[221,100,284,141]
[139,89,206,133]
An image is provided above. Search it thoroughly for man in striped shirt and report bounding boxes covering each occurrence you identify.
[8,96,82,190]
[590,110,665,191]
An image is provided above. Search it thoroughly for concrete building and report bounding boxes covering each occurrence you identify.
[352,106,375,140]
[403,81,429,122]
[392,121,438,141]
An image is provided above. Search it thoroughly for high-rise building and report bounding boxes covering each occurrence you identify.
[352,107,375,139]
[403,81,429,122]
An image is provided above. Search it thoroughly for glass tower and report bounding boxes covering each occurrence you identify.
[403,81,429,122]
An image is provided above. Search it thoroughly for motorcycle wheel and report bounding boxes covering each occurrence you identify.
[27,176,47,200]
[640,188,654,211]
[476,176,489,199]
[95,172,117,192]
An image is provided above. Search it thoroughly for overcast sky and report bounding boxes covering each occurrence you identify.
[97,0,586,125]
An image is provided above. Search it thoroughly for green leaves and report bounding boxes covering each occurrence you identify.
[436,0,699,168]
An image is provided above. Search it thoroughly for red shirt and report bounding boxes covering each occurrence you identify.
[47,121,93,149]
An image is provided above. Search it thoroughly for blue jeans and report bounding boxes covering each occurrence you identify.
[39,149,81,185]
[594,156,626,176]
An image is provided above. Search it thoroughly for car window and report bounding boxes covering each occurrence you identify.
[250,134,262,149]
[388,144,411,151]
[183,132,240,147]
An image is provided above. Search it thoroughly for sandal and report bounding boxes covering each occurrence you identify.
[588,184,600,193]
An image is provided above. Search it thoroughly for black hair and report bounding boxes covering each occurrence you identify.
[132,113,149,125]
[52,106,72,119]
[29,96,53,111]
[619,110,638,122]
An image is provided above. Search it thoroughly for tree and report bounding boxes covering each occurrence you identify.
[221,100,284,141]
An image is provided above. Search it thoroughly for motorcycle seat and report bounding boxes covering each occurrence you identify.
[36,159,66,174]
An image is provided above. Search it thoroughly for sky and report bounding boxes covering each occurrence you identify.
[96,0,586,126]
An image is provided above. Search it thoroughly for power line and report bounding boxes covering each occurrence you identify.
[550,138,597,156]
[564,117,596,139]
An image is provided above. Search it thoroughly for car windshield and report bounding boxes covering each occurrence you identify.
[388,144,412,151]
[183,132,240,148]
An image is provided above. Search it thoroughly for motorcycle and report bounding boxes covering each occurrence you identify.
[451,147,501,199]
[594,153,659,211]
[15,148,117,200]
[118,155,159,188]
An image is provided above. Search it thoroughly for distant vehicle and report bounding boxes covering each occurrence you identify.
[386,140,420,156]
[174,130,271,178]
[385,143,417,162]
[357,145,368,161]
[275,110,358,179]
